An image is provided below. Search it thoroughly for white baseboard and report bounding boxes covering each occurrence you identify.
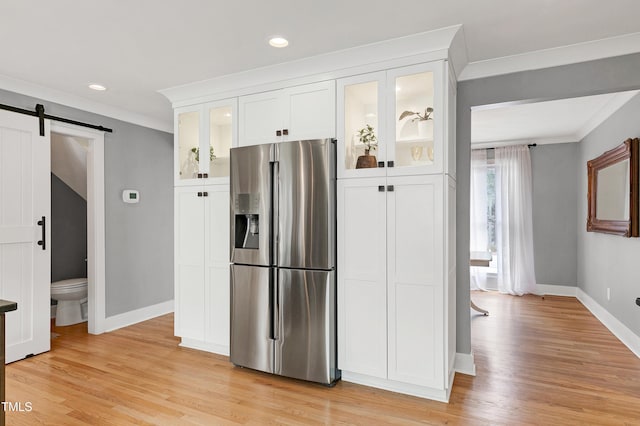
[104,300,174,332]
[341,371,451,402]
[576,289,640,358]
[454,352,476,376]
[535,284,578,297]
[179,338,230,357]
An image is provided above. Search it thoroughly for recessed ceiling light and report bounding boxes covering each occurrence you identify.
[89,83,107,91]
[269,37,289,48]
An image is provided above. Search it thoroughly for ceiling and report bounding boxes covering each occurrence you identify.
[1,1,640,132]
[471,90,640,148]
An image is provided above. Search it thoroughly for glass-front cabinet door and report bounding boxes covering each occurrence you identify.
[337,72,387,178]
[337,62,444,178]
[175,98,237,185]
[387,62,443,176]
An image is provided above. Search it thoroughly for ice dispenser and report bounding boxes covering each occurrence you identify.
[234,193,260,249]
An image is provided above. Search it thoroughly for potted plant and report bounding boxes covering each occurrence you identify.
[355,124,378,169]
[191,146,216,163]
[399,107,434,138]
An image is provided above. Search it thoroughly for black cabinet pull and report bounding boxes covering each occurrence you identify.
[276,130,282,137]
[378,161,385,168]
[387,185,394,192]
[37,216,46,250]
[203,192,208,197]
[378,185,385,192]
[282,129,289,136]
[203,173,208,179]
[197,173,203,179]
[197,192,203,197]
[387,161,394,168]
[636,297,640,307]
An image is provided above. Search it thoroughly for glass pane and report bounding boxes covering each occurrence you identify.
[178,110,200,180]
[209,106,233,178]
[344,81,379,170]
[395,72,434,167]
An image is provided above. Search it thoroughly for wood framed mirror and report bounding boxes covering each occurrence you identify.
[587,138,639,237]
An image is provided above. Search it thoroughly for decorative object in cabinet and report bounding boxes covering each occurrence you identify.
[355,124,378,169]
[338,62,444,178]
[175,99,237,185]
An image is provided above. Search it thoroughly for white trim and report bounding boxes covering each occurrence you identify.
[0,73,172,133]
[179,338,229,357]
[454,352,476,376]
[460,32,640,81]
[50,123,106,335]
[535,284,578,297]
[104,300,174,333]
[341,371,452,403]
[576,288,640,359]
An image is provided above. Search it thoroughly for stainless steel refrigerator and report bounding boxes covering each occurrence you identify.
[229,139,339,385]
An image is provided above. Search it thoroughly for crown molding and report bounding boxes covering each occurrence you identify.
[160,25,466,107]
[0,74,173,133]
[459,32,640,81]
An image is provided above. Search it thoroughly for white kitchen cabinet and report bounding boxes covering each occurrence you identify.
[175,98,237,185]
[337,174,455,400]
[238,80,335,146]
[337,62,447,178]
[174,184,230,355]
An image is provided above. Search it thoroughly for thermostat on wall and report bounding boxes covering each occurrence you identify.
[122,189,140,204]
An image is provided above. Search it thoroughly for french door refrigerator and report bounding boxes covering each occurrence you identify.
[229,139,339,385]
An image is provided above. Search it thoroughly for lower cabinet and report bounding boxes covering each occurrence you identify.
[174,184,230,355]
[337,175,456,401]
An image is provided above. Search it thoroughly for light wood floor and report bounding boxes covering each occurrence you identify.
[5,292,640,425]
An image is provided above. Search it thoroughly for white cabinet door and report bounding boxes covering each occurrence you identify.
[387,175,444,388]
[174,186,206,340]
[0,110,50,363]
[204,185,230,354]
[337,177,387,378]
[239,81,336,146]
[238,90,284,146]
[283,81,335,141]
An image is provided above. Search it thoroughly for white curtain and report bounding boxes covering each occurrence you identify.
[495,145,537,295]
[470,149,489,290]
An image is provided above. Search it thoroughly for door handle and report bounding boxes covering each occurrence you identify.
[282,129,288,136]
[37,216,46,250]
[378,185,385,192]
[387,185,394,192]
[378,161,385,168]
[276,130,282,137]
[387,161,394,168]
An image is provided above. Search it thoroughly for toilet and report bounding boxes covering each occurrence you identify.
[51,278,88,326]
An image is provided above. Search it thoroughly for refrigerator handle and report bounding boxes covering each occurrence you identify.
[271,160,279,266]
[271,269,279,340]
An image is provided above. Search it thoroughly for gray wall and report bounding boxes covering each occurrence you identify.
[0,89,174,317]
[51,173,87,283]
[457,52,640,354]
[530,143,578,286]
[578,92,640,337]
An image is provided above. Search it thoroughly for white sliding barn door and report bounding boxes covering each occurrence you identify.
[0,110,50,363]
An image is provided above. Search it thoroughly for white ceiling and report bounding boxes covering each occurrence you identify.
[471,90,639,148]
[1,0,640,132]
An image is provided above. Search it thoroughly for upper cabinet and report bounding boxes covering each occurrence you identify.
[238,81,336,146]
[175,98,237,185]
[337,62,445,178]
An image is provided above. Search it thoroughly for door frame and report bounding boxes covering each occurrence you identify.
[51,122,106,334]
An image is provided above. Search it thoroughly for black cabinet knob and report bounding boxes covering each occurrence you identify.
[276,130,282,136]
[283,129,289,136]
[378,161,385,168]
[378,185,385,192]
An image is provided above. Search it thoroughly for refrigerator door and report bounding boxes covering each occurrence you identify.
[230,264,274,373]
[276,139,335,270]
[230,143,273,266]
[274,268,338,385]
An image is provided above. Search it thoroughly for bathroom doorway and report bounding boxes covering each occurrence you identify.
[50,123,106,335]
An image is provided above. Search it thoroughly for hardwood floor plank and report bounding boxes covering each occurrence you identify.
[4,293,640,424]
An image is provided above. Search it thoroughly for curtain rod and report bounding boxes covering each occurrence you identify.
[0,103,113,136]
[477,143,537,151]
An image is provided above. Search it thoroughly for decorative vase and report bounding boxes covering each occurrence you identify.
[355,149,377,169]
[417,119,433,139]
